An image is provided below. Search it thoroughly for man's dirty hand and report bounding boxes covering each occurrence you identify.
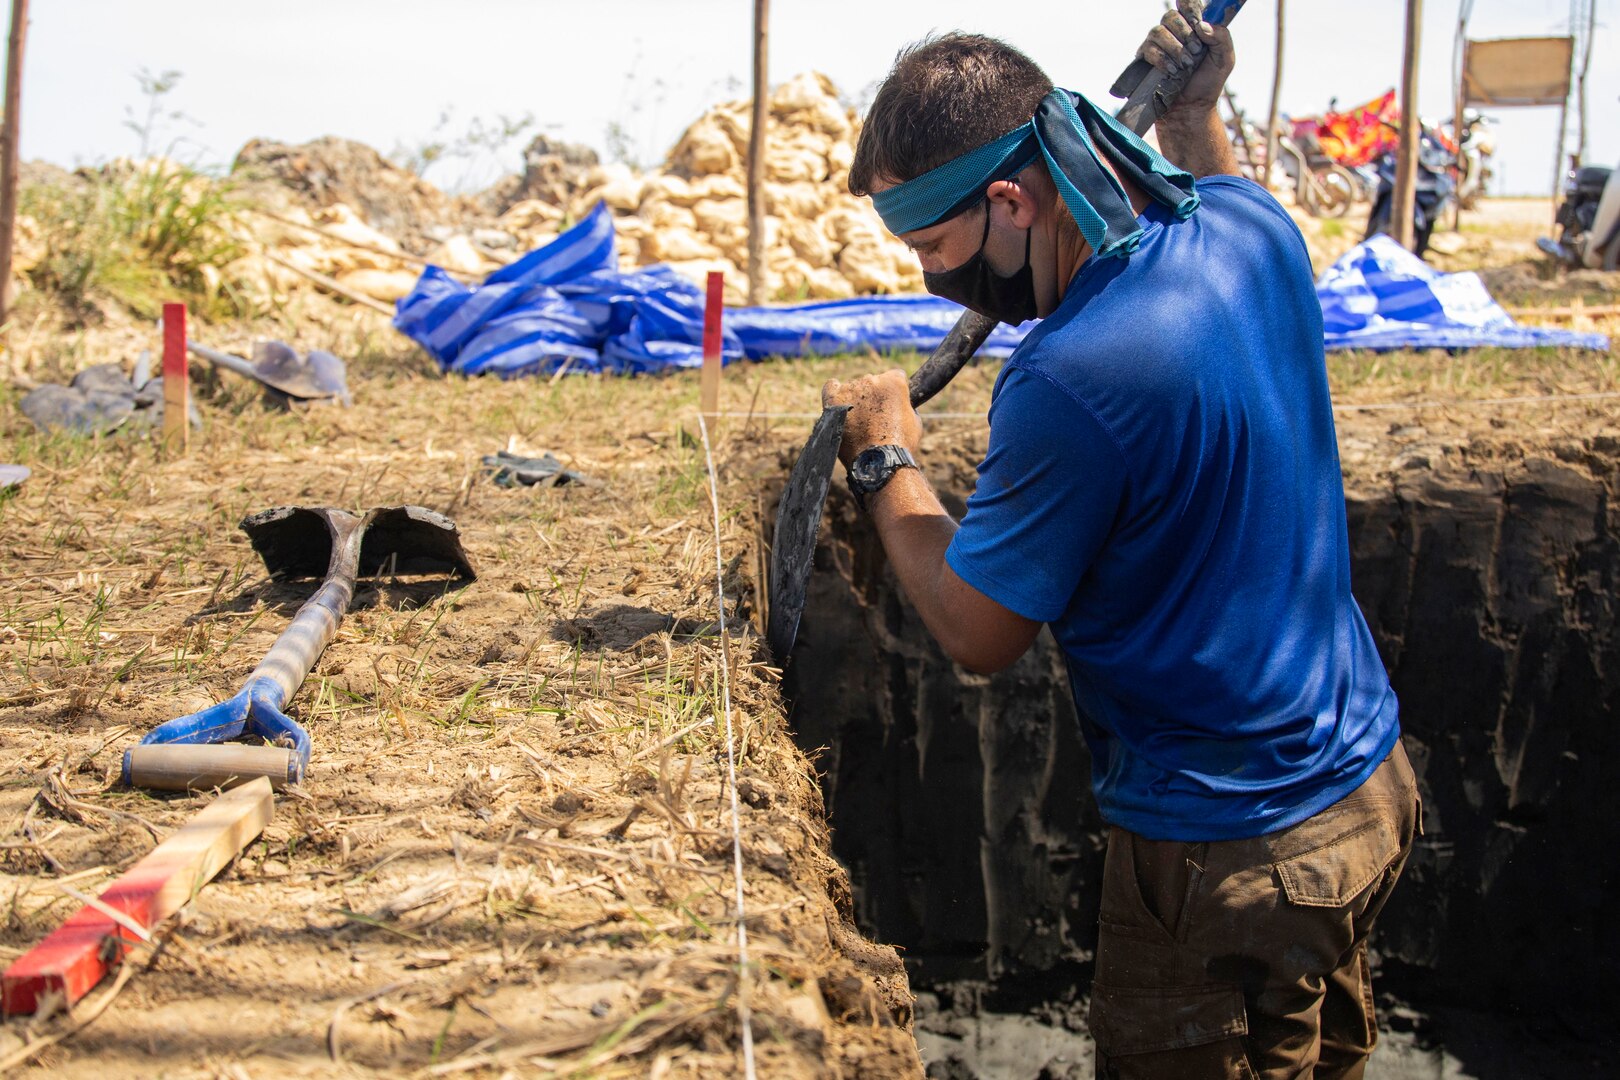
[1138,0,1236,118]
[822,369,922,468]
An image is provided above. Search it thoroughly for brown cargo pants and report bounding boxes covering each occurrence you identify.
[1089,741,1421,1080]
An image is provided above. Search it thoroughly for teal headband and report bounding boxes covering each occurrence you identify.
[871,88,1199,259]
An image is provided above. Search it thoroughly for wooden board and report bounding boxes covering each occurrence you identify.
[1,777,274,1015]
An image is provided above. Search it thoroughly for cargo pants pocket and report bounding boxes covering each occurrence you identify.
[1273,817,1402,909]
[1090,982,1254,1079]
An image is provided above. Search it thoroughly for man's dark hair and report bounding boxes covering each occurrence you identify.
[848,33,1053,197]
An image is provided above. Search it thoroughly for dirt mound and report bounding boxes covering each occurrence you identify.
[233,135,474,243]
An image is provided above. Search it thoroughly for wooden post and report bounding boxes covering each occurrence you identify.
[1223,90,1257,182]
[746,0,768,306]
[1392,0,1423,251]
[700,271,723,427]
[1262,0,1284,191]
[162,302,189,451]
[1,778,274,1015]
[0,0,28,350]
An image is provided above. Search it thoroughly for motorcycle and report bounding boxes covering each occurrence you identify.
[1537,159,1620,271]
[1450,110,1496,211]
[1277,127,1359,218]
[1364,123,1456,257]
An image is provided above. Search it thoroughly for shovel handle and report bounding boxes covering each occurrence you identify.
[188,342,262,382]
[123,744,299,792]
[908,310,999,408]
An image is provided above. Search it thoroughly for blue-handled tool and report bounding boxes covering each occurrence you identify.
[122,505,476,792]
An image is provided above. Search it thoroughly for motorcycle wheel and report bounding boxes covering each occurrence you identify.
[1315,166,1357,218]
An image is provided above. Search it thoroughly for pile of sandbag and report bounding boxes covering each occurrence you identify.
[515,73,923,304]
[220,201,509,308]
[222,74,923,309]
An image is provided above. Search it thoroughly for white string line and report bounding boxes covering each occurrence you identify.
[718,390,1620,422]
[694,410,757,1080]
[1331,390,1620,411]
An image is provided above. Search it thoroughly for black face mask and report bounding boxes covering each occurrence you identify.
[921,205,1037,326]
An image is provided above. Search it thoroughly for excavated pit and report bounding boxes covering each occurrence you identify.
[778,431,1620,1076]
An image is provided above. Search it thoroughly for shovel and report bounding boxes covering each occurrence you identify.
[766,0,1246,661]
[188,341,352,404]
[121,505,475,792]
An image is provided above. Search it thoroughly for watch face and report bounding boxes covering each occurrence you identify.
[851,448,887,486]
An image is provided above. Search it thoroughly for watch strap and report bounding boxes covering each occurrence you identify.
[847,445,919,511]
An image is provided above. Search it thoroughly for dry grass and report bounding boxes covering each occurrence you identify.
[0,320,925,1077]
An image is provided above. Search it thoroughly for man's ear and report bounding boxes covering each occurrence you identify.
[986,177,1040,229]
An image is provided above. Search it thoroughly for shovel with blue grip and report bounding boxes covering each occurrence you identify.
[121,505,476,792]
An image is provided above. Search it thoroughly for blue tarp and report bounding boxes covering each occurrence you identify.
[1317,235,1608,353]
[392,202,1607,376]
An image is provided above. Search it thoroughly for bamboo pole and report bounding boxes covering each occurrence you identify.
[746,0,769,306]
[0,0,28,347]
[1392,0,1423,250]
[1262,0,1284,190]
[265,254,396,315]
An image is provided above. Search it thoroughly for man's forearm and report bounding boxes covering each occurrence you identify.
[865,468,960,642]
[1156,106,1240,179]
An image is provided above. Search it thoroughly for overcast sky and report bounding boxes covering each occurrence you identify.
[25,0,1618,197]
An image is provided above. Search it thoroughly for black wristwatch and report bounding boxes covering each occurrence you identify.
[847,445,919,511]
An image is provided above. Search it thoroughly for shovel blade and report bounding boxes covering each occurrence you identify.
[251,341,350,401]
[766,405,849,660]
[359,505,477,580]
[240,506,357,580]
[241,505,476,581]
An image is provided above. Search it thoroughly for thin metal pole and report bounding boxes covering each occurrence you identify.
[746,0,768,307]
[1392,0,1423,250]
[1576,0,1595,165]
[1451,9,1470,230]
[0,0,29,347]
[1553,97,1569,198]
[1263,0,1284,191]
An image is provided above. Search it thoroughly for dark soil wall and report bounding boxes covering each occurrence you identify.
[781,447,1620,1016]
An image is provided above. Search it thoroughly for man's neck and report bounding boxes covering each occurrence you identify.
[1053,174,1151,303]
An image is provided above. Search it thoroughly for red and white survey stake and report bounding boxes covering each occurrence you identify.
[700,271,724,426]
[161,301,188,451]
[1,777,274,1016]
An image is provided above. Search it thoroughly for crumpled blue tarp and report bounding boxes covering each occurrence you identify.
[392,201,1025,376]
[392,203,1607,376]
[1318,235,1609,352]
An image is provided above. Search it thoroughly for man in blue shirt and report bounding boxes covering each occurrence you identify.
[825,7,1421,1078]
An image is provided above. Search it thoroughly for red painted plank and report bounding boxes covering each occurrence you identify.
[1,778,273,1015]
[700,271,724,423]
[702,271,724,361]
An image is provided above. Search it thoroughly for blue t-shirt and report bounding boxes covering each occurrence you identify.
[945,174,1399,842]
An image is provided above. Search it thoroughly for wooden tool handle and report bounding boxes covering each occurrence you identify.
[908,309,999,408]
[123,745,298,792]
